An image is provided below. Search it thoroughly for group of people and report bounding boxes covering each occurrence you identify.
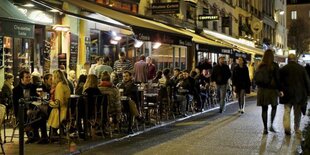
[1,48,308,145]
[255,49,310,135]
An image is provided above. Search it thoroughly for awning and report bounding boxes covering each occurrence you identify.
[63,0,193,46]
[0,0,33,24]
[179,29,233,48]
[0,0,34,38]
[203,29,264,55]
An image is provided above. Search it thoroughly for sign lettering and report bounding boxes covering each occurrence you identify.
[152,2,180,15]
[198,15,219,21]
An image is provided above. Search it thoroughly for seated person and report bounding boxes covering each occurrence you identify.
[13,70,43,144]
[117,71,142,133]
[98,72,121,130]
[47,70,71,137]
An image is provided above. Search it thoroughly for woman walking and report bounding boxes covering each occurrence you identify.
[254,49,281,134]
[232,57,251,114]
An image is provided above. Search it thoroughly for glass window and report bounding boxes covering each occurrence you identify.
[291,11,297,20]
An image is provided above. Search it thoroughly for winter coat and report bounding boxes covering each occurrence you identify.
[279,61,310,105]
[47,82,70,128]
[256,62,280,106]
[211,64,231,85]
[232,65,251,94]
[98,82,122,115]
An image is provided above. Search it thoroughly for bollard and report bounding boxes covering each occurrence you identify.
[18,98,25,155]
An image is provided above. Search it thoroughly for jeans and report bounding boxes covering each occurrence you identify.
[217,84,227,111]
[283,103,302,132]
[237,89,246,110]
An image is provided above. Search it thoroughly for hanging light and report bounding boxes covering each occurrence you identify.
[110,39,118,45]
[52,25,70,32]
[152,42,161,49]
[134,40,143,48]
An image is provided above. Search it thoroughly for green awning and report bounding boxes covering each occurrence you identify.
[0,0,33,24]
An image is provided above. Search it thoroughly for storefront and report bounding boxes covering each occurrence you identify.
[0,0,35,86]
[196,43,233,64]
[64,0,194,71]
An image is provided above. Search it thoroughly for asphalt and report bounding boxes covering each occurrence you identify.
[1,93,309,155]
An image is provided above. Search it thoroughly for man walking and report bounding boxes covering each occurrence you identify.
[279,54,310,135]
[211,56,231,113]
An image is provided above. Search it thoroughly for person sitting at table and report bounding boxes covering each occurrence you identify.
[82,74,101,138]
[117,71,142,134]
[13,70,42,144]
[1,73,14,115]
[75,74,87,95]
[178,70,196,113]
[98,72,121,132]
[47,70,71,137]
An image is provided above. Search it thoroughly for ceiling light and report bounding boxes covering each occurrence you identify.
[23,3,35,7]
[134,40,143,48]
[110,39,118,45]
[52,25,70,32]
[152,42,161,49]
[113,36,122,41]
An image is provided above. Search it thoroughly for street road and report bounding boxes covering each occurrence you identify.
[83,96,309,155]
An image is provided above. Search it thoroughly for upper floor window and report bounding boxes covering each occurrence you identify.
[291,11,297,20]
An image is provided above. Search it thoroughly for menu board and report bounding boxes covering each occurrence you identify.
[0,36,3,67]
[69,33,78,71]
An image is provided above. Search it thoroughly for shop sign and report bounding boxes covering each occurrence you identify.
[198,15,219,21]
[0,20,34,38]
[18,8,54,25]
[221,49,232,55]
[152,2,180,15]
[134,26,192,46]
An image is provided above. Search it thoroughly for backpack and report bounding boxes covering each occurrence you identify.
[254,65,272,88]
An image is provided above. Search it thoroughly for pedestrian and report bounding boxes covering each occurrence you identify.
[211,56,231,113]
[95,56,113,78]
[254,49,281,134]
[279,54,310,135]
[232,57,251,114]
[134,55,148,83]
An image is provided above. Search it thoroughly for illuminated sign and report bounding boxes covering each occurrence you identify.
[152,2,180,15]
[198,15,219,21]
[18,8,54,24]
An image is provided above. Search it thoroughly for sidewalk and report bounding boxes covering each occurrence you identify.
[1,92,307,155]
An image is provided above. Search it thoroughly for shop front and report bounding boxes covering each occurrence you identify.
[196,43,233,65]
[0,0,35,86]
[63,0,194,70]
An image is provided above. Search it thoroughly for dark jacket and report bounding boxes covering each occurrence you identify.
[279,61,310,105]
[211,63,231,85]
[12,83,37,117]
[118,80,139,105]
[1,82,13,108]
[256,62,281,106]
[232,65,251,93]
